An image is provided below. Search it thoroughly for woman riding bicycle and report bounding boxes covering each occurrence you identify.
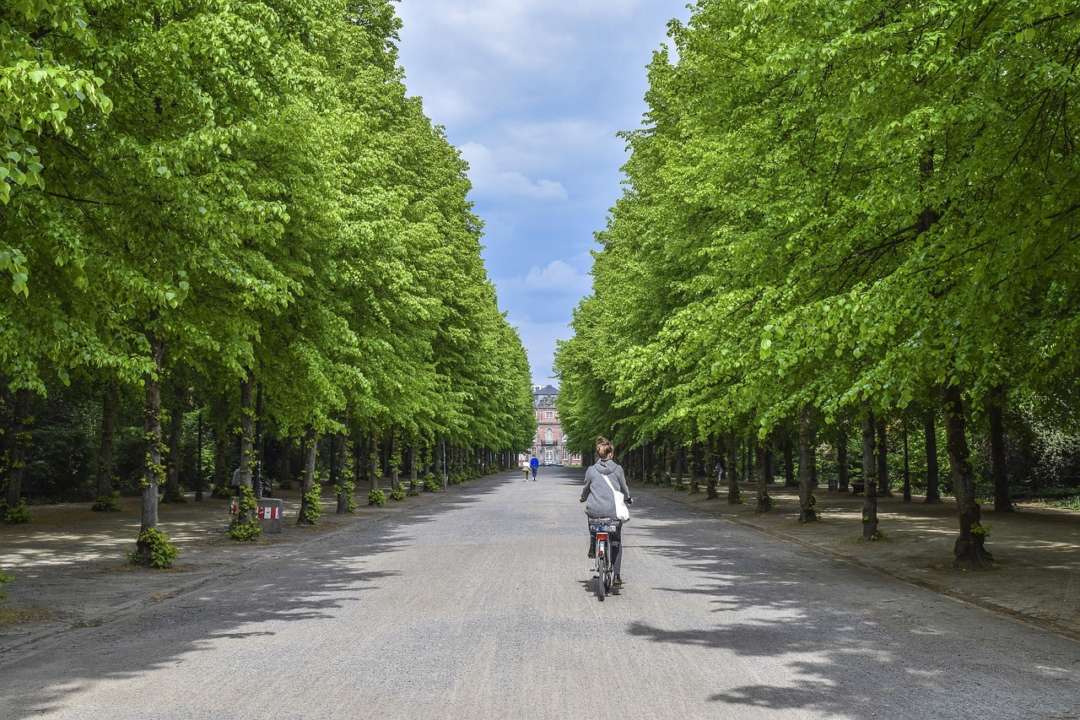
[579,437,632,587]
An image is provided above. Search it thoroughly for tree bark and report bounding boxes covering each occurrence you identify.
[336,433,351,513]
[705,437,718,499]
[798,409,817,523]
[902,418,912,503]
[4,388,32,508]
[755,441,772,513]
[727,435,741,504]
[411,445,419,489]
[837,424,849,493]
[876,418,891,496]
[238,376,254,493]
[924,409,941,503]
[297,427,318,525]
[134,337,165,565]
[988,387,1012,513]
[440,438,448,490]
[96,382,118,499]
[195,411,204,502]
[783,432,796,487]
[861,407,880,540]
[945,386,992,568]
[675,444,686,490]
[162,383,185,503]
[254,384,265,499]
[369,433,380,491]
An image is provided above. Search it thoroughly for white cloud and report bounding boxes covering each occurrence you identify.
[398,1,648,70]
[508,314,574,385]
[460,142,568,201]
[524,260,592,294]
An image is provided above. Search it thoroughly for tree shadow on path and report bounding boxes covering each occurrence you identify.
[626,495,1080,720]
[0,475,507,719]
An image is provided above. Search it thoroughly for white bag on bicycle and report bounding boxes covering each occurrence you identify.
[603,474,630,522]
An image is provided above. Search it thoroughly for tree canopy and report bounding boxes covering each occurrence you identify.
[557,0,1080,568]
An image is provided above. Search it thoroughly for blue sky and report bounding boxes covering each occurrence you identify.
[396,1,689,385]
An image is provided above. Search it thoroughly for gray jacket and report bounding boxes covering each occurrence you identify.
[580,459,630,519]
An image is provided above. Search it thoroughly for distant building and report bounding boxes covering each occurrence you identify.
[521,385,582,466]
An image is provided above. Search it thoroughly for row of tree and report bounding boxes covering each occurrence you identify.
[0,1,535,563]
[556,0,1080,569]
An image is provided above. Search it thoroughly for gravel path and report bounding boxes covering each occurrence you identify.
[1,467,1077,720]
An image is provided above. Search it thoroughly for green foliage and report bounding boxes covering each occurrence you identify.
[91,491,122,513]
[0,571,12,602]
[337,478,357,513]
[131,527,178,569]
[1044,496,1080,511]
[0,0,535,543]
[367,488,387,507]
[300,484,322,525]
[3,501,31,525]
[426,476,444,492]
[389,487,406,502]
[228,486,261,542]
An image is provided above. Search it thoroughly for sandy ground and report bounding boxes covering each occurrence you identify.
[636,479,1080,639]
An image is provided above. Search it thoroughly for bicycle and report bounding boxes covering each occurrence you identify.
[589,517,619,601]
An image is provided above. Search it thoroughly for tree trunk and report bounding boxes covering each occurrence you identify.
[924,409,941,503]
[876,418,891,496]
[704,438,717,499]
[837,424,849,493]
[297,427,318,525]
[783,433,796,487]
[4,388,32,508]
[254,384,265,499]
[409,445,419,494]
[134,338,165,565]
[798,408,817,523]
[238,376,254,493]
[96,382,118,499]
[755,441,772,512]
[369,433,380,491]
[675,444,686,490]
[727,435,741,504]
[902,418,912,503]
[213,417,229,495]
[162,383,185,503]
[336,433,350,514]
[945,386,992,569]
[688,443,700,494]
[861,407,880,540]
[358,427,367,490]
[988,387,1012,513]
[440,438,448,490]
[195,411,204,502]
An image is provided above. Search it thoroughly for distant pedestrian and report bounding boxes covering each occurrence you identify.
[529,455,539,481]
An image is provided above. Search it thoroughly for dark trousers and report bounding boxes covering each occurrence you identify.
[588,521,623,577]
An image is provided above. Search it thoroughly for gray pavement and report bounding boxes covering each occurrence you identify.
[0,467,1078,720]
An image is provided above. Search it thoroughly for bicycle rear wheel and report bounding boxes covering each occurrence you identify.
[595,543,606,601]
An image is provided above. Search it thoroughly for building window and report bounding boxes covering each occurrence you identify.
[544,428,554,445]
[544,411,553,421]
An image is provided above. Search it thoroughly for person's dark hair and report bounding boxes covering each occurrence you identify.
[595,436,614,460]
